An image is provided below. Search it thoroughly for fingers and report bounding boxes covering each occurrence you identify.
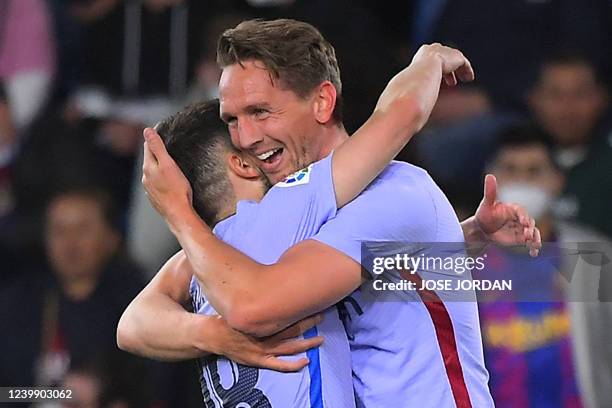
[525,218,542,257]
[529,227,542,257]
[414,43,474,85]
[507,203,542,256]
[456,56,475,83]
[143,127,166,163]
[521,216,535,241]
[268,336,324,356]
[447,48,474,83]
[142,128,160,176]
[483,174,497,206]
[273,314,323,341]
[443,72,457,87]
[143,137,158,170]
[506,203,534,242]
[440,45,474,84]
[259,356,310,373]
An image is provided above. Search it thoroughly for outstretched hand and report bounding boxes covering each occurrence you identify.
[474,174,542,256]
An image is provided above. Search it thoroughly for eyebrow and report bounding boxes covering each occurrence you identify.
[221,102,273,122]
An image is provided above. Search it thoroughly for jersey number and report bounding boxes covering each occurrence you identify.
[198,358,272,408]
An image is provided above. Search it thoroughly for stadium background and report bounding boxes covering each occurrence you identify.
[0,0,611,406]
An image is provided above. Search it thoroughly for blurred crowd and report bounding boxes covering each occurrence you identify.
[0,1,611,407]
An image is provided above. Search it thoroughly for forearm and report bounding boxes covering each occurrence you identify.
[168,210,357,336]
[332,56,444,207]
[168,209,276,331]
[117,290,217,361]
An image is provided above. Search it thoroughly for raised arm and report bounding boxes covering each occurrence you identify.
[117,251,322,370]
[332,43,474,207]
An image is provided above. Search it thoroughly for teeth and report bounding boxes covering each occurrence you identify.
[257,148,280,161]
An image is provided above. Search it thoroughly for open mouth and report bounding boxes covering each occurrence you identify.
[257,147,284,165]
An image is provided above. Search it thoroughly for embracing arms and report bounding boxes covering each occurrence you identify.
[138,44,540,338]
[117,251,323,370]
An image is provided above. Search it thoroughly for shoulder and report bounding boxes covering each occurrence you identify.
[316,162,440,243]
[335,161,436,218]
[359,161,431,195]
[269,153,333,192]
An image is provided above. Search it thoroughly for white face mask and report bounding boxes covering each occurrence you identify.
[497,182,553,220]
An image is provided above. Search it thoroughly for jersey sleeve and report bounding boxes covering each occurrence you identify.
[254,152,338,242]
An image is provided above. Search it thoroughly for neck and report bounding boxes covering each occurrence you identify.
[317,123,349,160]
[232,175,266,202]
[218,174,267,223]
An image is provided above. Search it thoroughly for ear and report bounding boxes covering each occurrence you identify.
[312,81,337,124]
[227,152,261,179]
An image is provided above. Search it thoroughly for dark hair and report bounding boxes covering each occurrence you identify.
[47,186,119,231]
[217,18,343,123]
[489,124,559,170]
[68,352,152,408]
[536,49,604,87]
[155,99,235,226]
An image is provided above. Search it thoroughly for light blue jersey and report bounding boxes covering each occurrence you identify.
[190,154,355,408]
[314,162,494,408]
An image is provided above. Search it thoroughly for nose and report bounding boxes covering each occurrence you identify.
[235,117,264,150]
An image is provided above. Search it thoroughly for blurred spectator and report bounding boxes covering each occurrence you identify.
[57,0,207,98]
[410,107,521,204]
[0,0,56,153]
[528,52,612,239]
[0,187,146,387]
[477,125,612,408]
[184,12,251,104]
[3,90,173,262]
[414,0,612,111]
[48,0,119,100]
[60,353,152,408]
[401,0,611,199]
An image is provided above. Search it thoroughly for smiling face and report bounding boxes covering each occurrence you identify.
[219,60,331,184]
